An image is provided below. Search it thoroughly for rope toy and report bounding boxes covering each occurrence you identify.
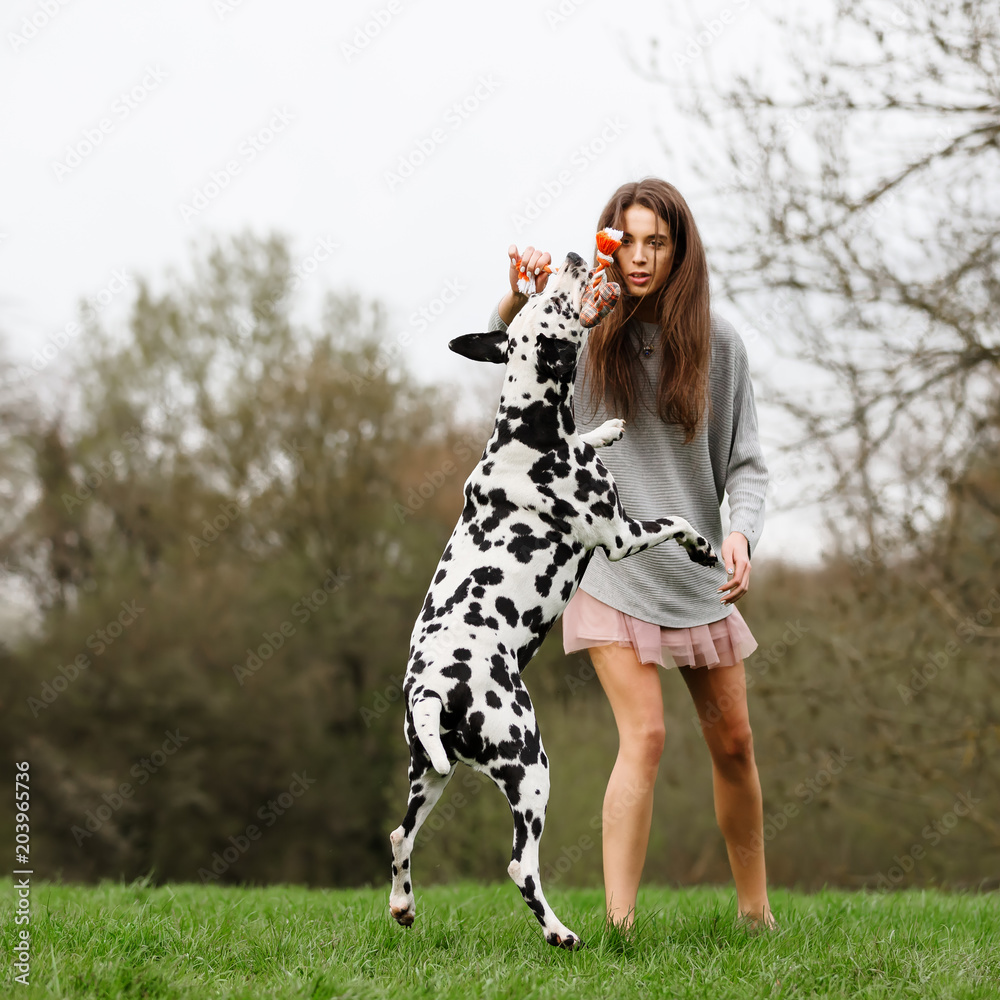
[515,257,557,296]
[513,226,623,327]
[580,227,623,328]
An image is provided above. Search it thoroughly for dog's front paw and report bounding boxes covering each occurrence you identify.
[580,418,625,449]
[685,535,718,568]
[390,888,415,928]
[603,418,625,444]
[389,899,417,927]
[546,929,584,950]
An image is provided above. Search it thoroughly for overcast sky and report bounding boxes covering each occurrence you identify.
[2,0,832,566]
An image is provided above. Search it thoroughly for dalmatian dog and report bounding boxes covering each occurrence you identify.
[389,250,718,949]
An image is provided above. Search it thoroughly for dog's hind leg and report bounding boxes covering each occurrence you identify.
[487,748,582,949]
[389,761,455,928]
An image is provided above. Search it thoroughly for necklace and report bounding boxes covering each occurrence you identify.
[637,324,656,357]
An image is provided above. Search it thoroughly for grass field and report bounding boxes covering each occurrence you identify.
[2,879,998,999]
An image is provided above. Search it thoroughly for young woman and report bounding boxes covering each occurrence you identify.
[484,178,775,931]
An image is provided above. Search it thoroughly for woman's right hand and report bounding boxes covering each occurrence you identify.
[508,244,552,297]
[497,244,553,326]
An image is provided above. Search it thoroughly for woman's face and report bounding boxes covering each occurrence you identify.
[616,204,674,300]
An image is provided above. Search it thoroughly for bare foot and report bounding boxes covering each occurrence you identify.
[735,905,779,933]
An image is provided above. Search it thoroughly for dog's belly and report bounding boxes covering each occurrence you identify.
[408,511,593,674]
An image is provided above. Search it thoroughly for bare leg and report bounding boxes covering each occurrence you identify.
[589,642,666,929]
[679,660,776,929]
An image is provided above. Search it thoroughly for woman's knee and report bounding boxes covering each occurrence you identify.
[620,719,666,768]
[710,720,755,769]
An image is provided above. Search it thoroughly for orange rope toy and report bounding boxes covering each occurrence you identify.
[580,227,623,328]
[513,227,623,327]
[515,257,556,296]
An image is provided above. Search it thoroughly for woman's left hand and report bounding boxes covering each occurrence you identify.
[717,532,751,605]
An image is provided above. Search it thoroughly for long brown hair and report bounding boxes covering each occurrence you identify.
[580,178,711,443]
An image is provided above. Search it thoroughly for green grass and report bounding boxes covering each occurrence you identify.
[2,879,998,999]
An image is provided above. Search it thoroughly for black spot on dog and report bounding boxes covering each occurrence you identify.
[508,530,552,564]
[513,812,528,859]
[520,725,541,766]
[441,662,471,682]
[495,595,519,628]
[490,654,514,692]
[471,566,504,586]
[520,875,546,923]
[491,762,526,806]
[401,795,425,836]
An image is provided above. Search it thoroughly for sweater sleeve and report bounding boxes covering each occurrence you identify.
[487,299,508,333]
[725,335,768,558]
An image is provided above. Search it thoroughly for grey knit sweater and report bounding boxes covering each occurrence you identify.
[486,301,768,628]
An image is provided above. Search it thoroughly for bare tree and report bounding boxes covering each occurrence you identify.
[640,0,1000,558]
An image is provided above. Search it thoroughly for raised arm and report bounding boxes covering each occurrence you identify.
[491,244,552,328]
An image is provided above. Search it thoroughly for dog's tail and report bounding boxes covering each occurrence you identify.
[412,697,451,776]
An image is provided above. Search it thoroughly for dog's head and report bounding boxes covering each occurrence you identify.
[450,251,617,383]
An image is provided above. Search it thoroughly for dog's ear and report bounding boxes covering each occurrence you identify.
[537,334,579,378]
[448,332,509,364]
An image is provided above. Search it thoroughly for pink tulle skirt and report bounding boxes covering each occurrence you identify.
[561,586,758,669]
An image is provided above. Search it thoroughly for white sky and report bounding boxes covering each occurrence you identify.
[1,0,833,567]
